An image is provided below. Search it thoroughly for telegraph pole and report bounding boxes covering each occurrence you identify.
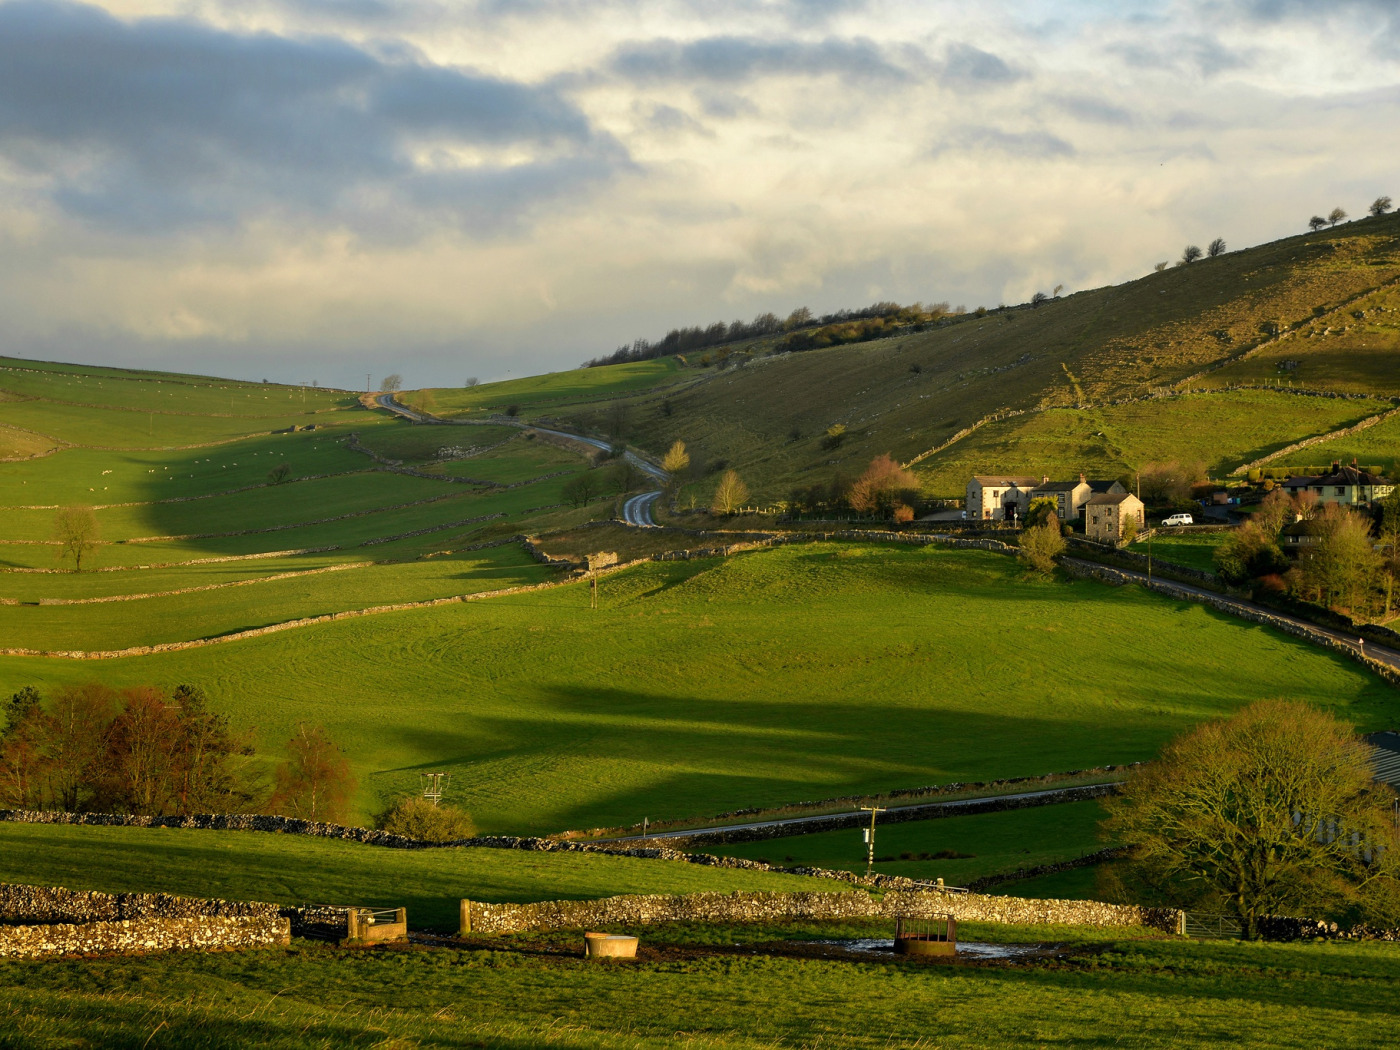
[421,772,450,807]
[860,806,886,879]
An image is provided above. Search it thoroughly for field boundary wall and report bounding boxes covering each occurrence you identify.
[460,887,1183,936]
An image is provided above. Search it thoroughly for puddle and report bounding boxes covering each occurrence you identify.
[814,938,1057,960]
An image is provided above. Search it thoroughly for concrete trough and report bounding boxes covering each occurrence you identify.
[584,932,639,959]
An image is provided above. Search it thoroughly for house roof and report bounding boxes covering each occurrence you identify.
[1084,492,1139,507]
[1315,464,1392,487]
[1282,476,1320,489]
[971,475,1039,486]
[1086,480,1125,493]
[1033,480,1087,493]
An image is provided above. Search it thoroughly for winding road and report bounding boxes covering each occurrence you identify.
[373,394,667,525]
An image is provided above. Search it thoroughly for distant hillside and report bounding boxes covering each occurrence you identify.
[404,212,1400,501]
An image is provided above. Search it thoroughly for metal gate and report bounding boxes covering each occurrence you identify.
[1183,912,1242,940]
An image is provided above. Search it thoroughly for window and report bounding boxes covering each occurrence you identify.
[1335,487,1345,496]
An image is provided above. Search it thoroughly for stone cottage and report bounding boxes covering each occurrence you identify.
[1084,492,1145,544]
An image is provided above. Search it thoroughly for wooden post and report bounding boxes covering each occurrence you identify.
[347,909,361,941]
[459,899,472,937]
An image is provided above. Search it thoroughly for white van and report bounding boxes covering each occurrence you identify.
[1161,513,1194,526]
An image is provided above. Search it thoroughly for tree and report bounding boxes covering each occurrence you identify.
[1103,700,1400,939]
[847,455,919,515]
[1153,261,1168,272]
[562,473,599,508]
[41,683,119,812]
[607,459,640,495]
[1294,504,1381,615]
[464,377,480,387]
[1213,521,1287,585]
[1024,497,1060,529]
[1138,460,1205,506]
[1030,291,1048,307]
[53,506,99,572]
[1370,196,1393,218]
[1308,215,1328,232]
[711,470,750,515]
[1379,486,1400,556]
[1120,508,1140,545]
[1018,521,1066,577]
[381,374,402,392]
[1180,244,1203,265]
[661,440,690,475]
[1207,237,1227,257]
[1328,207,1348,227]
[1252,487,1295,539]
[102,686,183,816]
[268,724,356,823]
[267,462,292,485]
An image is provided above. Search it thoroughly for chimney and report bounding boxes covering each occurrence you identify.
[1331,461,1341,474]
[1042,475,1050,485]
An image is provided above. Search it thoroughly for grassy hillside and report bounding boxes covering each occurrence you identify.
[0,823,824,932]
[404,211,1400,501]
[2,543,1390,831]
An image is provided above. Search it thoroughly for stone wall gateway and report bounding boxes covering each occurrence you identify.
[460,888,1182,936]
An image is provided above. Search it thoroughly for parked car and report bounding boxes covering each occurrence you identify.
[1162,513,1194,526]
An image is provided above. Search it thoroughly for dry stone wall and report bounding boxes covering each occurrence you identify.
[461,888,1182,936]
[0,915,289,959]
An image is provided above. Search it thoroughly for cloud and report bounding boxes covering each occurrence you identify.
[607,34,915,85]
[0,0,624,235]
[930,126,1075,160]
[1050,93,1134,126]
[936,42,1023,92]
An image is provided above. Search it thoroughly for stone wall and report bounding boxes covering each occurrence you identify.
[665,784,1117,849]
[0,915,290,959]
[460,887,1182,936]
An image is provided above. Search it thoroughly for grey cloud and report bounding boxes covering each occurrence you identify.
[609,35,914,85]
[1051,94,1134,126]
[1108,34,1253,78]
[937,43,1023,92]
[930,127,1075,160]
[0,1,624,235]
[640,103,713,137]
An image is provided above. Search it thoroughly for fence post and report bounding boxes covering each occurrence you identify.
[459,899,472,936]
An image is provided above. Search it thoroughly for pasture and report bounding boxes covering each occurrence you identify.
[404,356,690,417]
[1,543,1391,831]
[4,925,1400,1047]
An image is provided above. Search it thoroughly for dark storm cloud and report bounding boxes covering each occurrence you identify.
[0,0,624,234]
[608,34,914,85]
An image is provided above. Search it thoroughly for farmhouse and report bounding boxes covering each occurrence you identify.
[1084,492,1146,544]
[966,474,1127,522]
[1281,462,1395,507]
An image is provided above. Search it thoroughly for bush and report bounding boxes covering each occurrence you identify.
[375,797,477,843]
[892,503,914,524]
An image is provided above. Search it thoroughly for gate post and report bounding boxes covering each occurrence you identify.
[459,899,472,937]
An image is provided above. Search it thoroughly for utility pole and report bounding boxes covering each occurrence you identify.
[421,772,450,807]
[860,805,886,880]
[366,373,373,393]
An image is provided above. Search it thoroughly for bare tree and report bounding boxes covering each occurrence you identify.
[1153,261,1168,272]
[1180,244,1203,265]
[381,374,403,392]
[1308,215,1328,232]
[1371,196,1393,218]
[53,506,99,572]
[562,473,599,507]
[464,377,480,387]
[1103,700,1400,939]
[1207,237,1227,257]
[268,724,356,823]
[1053,284,1064,297]
[1030,291,1048,307]
[1328,206,1348,227]
[711,469,750,515]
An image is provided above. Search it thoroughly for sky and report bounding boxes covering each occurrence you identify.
[0,0,1397,390]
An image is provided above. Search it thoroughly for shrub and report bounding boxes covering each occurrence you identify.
[1018,522,1066,576]
[267,462,293,485]
[892,503,914,524]
[375,797,476,843]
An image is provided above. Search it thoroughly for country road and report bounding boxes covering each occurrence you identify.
[598,783,1118,843]
[373,393,667,525]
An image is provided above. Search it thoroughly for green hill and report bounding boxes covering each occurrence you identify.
[405,211,1400,500]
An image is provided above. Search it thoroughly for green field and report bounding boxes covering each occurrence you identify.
[0,823,824,932]
[913,391,1390,497]
[1128,531,1229,574]
[714,800,1108,885]
[406,356,690,416]
[5,927,1400,1047]
[2,543,1391,830]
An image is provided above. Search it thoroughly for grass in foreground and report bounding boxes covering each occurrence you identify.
[0,823,826,932]
[3,930,1400,1047]
[713,800,1108,885]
